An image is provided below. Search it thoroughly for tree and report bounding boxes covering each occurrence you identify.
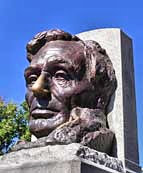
[0,99,31,154]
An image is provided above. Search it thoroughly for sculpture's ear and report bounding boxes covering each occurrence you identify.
[84,40,97,83]
[84,40,117,112]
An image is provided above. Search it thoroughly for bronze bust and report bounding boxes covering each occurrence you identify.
[24,29,117,155]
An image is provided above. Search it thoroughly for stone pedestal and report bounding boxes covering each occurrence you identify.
[0,144,124,173]
[77,28,141,173]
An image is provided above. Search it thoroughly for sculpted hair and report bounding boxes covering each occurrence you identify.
[26,29,117,112]
[26,29,80,62]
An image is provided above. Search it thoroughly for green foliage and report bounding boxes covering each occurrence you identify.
[0,100,31,154]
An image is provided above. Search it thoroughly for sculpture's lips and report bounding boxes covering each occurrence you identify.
[29,111,67,138]
[31,109,58,119]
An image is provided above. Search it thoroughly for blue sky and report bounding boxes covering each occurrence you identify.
[0,0,143,167]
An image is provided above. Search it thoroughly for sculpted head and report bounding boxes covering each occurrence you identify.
[24,29,116,139]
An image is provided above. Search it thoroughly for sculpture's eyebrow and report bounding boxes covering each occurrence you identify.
[45,55,71,66]
[42,57,74,73]
[24,66,41,78]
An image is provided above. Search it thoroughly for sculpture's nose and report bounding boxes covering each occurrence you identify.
[32,71,50,97]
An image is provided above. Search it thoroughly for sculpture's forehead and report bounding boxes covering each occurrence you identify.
[31,40,85,66]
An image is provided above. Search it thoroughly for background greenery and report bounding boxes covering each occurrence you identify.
[0,98,31,155]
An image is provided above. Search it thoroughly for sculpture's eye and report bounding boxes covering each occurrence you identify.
[27,74,38,86]
[54,70,69,81]
[43,71,51,81]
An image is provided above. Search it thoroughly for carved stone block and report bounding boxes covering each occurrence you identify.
[0,144,125,173]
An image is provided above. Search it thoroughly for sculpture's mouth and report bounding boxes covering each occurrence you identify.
[29,109,68,138]
[31,108,59,119]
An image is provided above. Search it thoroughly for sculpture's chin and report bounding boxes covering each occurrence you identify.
[29,112,68,138]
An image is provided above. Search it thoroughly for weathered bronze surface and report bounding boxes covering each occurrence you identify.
[24,29,117,155]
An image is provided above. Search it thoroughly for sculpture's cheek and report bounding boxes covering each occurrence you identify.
[50,80,91,109]
[25,88,35,108]
[50,80,78,101]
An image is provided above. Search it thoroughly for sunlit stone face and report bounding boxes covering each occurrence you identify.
[24,40,92,138]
